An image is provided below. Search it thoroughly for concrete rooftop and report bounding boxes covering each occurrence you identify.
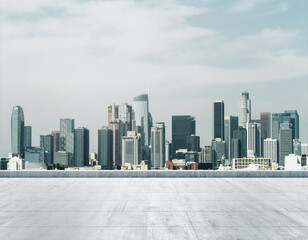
[0,177,307,239]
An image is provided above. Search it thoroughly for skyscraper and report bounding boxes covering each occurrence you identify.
[24,126,32,148]
[172,115,196,157]
[74,127,89,167]
[211,138,226,169]
[11,106,25,157]
[40,134,54,164]
[98,127,113,169]
[263,138,278,163]
[247,122,261,157]
[213,101,224,140]
[224,116,238,159]
[122,131,141,166]
[108,103,133,131]
[150,122,165,169]
[60,118,74,154]
[110,120,126,168]
[132,94,150,146]
[187,135,200,152]
[51,131,60,152]
[230,139,240,159]
[238,91,251,129]
[285,110,299,139]
[279,122,292,166]
[260,112,270,156]
[232,126,247,158]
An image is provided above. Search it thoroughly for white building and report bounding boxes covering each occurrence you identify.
[238,91,251,129]
[247,122,261,157]
[264,138,278,163]
[122,131,141,166]
[7,157,25,170]
[285,154,301,171]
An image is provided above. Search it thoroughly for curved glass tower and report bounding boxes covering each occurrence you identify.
[11,106,25,157]
[133,94,149,146]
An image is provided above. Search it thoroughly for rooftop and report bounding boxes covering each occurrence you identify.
[0,174,307,239]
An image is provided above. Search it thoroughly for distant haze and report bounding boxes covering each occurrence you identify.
[0,0,307,155]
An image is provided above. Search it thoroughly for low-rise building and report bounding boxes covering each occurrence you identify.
[7,157,25,170]
[232,157,271,170]
[285,154,301,171]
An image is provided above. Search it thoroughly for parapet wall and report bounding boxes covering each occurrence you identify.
[0,170,307,178]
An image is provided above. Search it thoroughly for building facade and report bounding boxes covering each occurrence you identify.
[238,91,251,129]
[24,126,32,148]
[122,131,141,166]
[74,127,89,167]
[60,118,75,154]
[213,101,224,140]
[40,134,54,164]
[150,122,165,169]
[98,127,113,169]
[263,138,278,163]
[11,106,25,157]
[224,116,238,159]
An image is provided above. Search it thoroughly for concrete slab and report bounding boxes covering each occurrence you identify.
[0,178,307,239]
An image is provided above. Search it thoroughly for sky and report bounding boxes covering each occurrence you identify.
[0,0,307,156]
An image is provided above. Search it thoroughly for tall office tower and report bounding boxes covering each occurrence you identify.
[285,110,299,139]
[24,126,32,148]
[224,116,238,159]
[293,139,301,156]
[122,131,141,166]
[172,115,196,157]
[165,140,172,162]
[187,135,200,152]
[211,138,226,169]
[213,101,224,140]
[51,131,60,152]
[132,94,150,146]
[230,139,240,159]
[247,122,261,157]
[148,112,153,141]
[60,118,75,154]
[108,103,133,131]
[238,91,251,129]
[98,127,113,169]
[263,138,278,163]
[150,122,165,169]
[279,122,293,166]
[74,127,89,167]
[110,120,126,168]
[260,112,270,156]
[233,126,247,158]
[203,146,212,164]
[40,134,54,164]
[11,106,25,157]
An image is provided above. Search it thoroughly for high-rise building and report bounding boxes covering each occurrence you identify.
[247,122,261,157]
[40,134,54,164]
[150,122,165,169]
[224,116,238,159]
[211,138,226,169]
[122,131,141,166]
[213,101,224,140]
[187,135,200,152]
[60,118,74,154]
[285,110,299,139]
[232,126,247,158]
[11,106,25,157]
[108,103,133,131]
[263,138,278,163]
[51,131,60,152]
[230,139,240,159]
[24,126,32,148]
[110,120,126,168]
[54,151,72,167]
[260,112,270,156]
[279,122,293,166]
[98,127,113,169]
[172,115,196,157]
[132,94,150,146]
[238,91,251,129]
[165,140,172,162]
[293,139,301,156]
[74,127,89,167]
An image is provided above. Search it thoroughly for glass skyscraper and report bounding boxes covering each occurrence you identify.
[213,101,224,140]
[224,116,238,159]
[150,122,165,169]
[74,127,89,167]
[24,126,32,148]
[132,94,149,146]
[98,127,113,169]
[172,115,196,157]
[40,134,54,164]
[11,106,25,157]
[60,118,75,154]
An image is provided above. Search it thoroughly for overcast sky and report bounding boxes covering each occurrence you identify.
[0,0,307,155]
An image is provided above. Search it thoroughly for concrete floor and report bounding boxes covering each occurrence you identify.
[0,178,307,240]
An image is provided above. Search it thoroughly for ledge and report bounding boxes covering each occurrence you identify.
[0,170,308,178]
